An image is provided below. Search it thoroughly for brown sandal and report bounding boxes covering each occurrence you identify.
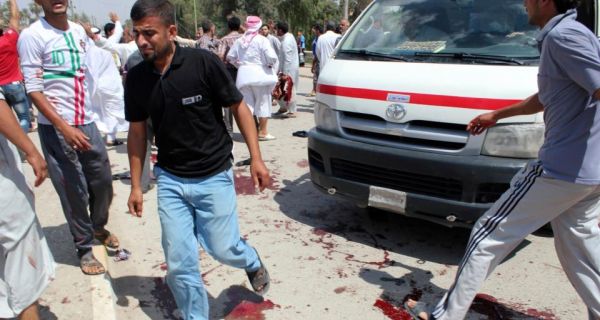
[94,230,120,249]
[80,251,106,275]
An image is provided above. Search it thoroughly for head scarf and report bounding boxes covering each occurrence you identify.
[241,16,262,48]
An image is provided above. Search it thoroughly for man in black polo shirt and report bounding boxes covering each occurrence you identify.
[125,1,271,319]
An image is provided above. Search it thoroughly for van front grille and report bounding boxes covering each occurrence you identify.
[345,128,466,150]
[331,158,463,201]
[340,111,468,151]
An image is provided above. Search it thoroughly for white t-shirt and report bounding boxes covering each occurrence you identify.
[18,18,94,126]
[316,31,341,72]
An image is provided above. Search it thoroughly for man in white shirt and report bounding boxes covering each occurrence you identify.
[18,0,117,275]
[84,20,138,69]
[104,12,123,45]
[316,21,341,73]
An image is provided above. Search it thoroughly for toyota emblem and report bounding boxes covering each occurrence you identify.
[386,104,407,121]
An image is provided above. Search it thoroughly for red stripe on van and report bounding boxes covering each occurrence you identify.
[317,84,521,110]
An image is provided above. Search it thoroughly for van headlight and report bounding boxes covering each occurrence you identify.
[482,123,544,158]
[314,102,338,133]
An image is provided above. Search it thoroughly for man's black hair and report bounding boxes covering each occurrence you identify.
[553,0,581,13]
[312,23,323,34]
[130,0,175,25]
[325,20,336,31]
[228,16,241,31]
[201,20,213,33]
[104,22,115,36]
[275,21,288,34]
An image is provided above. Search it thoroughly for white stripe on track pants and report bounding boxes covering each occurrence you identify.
[433,161,600,320]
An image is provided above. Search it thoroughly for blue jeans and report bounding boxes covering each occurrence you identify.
[155,167,261,320]
[0,82,31,133]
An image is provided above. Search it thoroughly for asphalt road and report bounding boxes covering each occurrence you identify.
[23,66,585,320]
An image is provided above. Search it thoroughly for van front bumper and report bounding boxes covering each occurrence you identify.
[308,128,530,228]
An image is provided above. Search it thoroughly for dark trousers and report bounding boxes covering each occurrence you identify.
[38,123,113,255]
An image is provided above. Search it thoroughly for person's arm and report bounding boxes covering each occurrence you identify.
[0,100,47,186]
[8,0,19,32]
[230,100,270,190]
[82,22,123,56]
[175,35,199,48]
[262,40,278,67]
[467,93,543,135]
[107,12,123,44]
[126,121,147,217]
[547,30,600,102]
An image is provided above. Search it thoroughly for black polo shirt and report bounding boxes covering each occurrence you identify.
[125,45,243,178]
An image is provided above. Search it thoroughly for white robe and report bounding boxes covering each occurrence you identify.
[227,35,279,116]
[227,34,279,89]
[278,33,299,87]
[316,31,341,72]
[85,45,128,135]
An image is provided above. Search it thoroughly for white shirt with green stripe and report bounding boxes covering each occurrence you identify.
[18,18,93,126]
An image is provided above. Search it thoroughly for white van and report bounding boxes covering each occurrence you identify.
[308,0,597,227]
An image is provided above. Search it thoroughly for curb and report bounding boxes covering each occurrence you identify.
[90,245,117,320]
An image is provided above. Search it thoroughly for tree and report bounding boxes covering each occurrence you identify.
[349,0,371,22]
[28,2,42,19]
[164,0,346,39]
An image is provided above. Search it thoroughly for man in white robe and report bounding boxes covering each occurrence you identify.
[86,44,128,146]
[274,21,299,118]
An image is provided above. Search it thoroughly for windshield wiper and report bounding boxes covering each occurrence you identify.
[340,49,410,62]
[414,52,525,65]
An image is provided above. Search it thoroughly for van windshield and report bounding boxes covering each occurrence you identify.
[339,0,540,65]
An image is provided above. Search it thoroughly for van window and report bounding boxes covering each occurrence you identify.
[339,0,540,64]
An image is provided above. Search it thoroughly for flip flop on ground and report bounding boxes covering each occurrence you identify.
[292,130,308,138]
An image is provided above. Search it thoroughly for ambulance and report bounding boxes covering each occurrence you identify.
[308,0,597,227]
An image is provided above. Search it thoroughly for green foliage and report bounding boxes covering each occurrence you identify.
[0,0,368,36]
[167,0,348,38]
